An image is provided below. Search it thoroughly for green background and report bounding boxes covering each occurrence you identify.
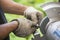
[5,0,58,40]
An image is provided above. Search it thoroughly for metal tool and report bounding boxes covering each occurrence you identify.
[41,2,60,40]
[32,2,60,40]
[32,16,49,40]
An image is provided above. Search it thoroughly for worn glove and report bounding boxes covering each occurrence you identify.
[13,18,37,37]
[24,7,43,25]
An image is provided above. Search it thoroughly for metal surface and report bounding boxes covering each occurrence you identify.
[40,2,60,34]
[40,16,49,34]
[32,2,60,40]
[32,34,47,40]
[41,2,60,22]
[40,2,60,40]
[32,16,49,40]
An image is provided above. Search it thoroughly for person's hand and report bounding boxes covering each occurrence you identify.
[24,7,43,25]
[12,18,37,37]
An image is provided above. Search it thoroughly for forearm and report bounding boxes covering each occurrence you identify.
[0,21,18,39]
[1,0,28,15]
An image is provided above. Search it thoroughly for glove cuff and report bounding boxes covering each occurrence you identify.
[11,19,20,32]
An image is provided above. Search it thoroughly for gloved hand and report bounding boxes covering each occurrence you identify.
[24,7,43,25]
[12,18,37,37]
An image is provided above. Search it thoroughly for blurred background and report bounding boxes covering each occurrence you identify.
[5,0,58,40]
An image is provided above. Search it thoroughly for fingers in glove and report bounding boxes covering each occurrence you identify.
[24,14,32,21]
[31,27,36,33]
[36,12,43,24]
[31,20,39,29]
[31,14,38,25]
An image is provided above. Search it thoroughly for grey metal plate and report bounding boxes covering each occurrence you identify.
[40,16,49,34]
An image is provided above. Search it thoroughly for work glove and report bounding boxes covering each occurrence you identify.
[12,18,37,37]
[24,7,43,25]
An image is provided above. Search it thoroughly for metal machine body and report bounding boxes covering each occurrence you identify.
[32,2,60,40]
[40,2,60,40]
